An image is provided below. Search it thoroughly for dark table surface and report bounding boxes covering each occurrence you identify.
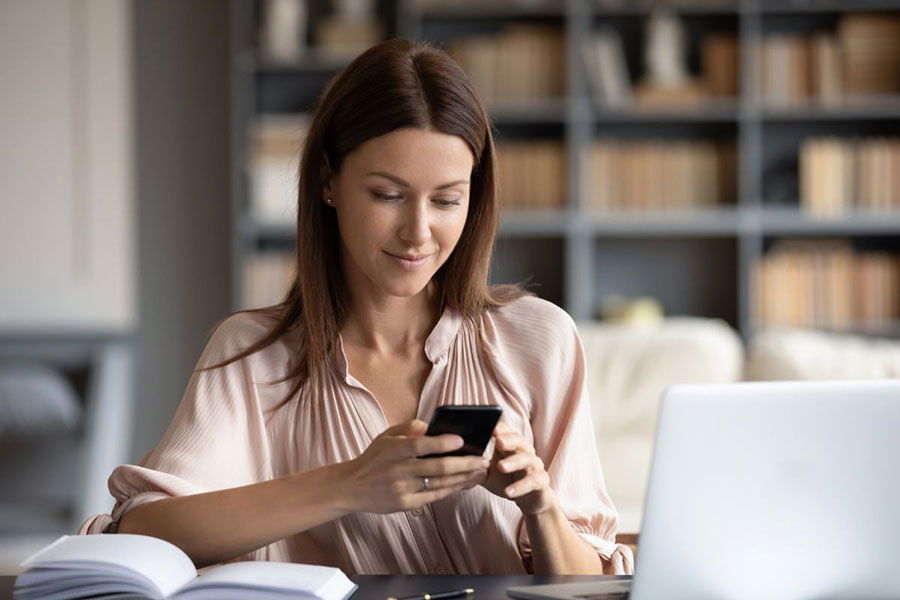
[1,573,629,600]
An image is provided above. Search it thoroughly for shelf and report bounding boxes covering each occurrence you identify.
[239,49,350,74]
[410,1,565,19]
[489,99,568,124]
[758,0,900,14]
[591,0,739,15]
[594,104,740,123]
[759,209,900,235]
[498,209,569,236]
[760,99,900,122]
[582,207,742,236]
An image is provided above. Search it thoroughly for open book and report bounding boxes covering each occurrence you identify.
[15,534,358,600]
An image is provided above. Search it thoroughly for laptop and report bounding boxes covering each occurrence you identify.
[508,379,900,600]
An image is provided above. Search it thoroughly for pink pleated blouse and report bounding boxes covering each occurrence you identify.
[79,295,634,575]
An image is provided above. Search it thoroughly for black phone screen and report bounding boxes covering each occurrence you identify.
[420,405,503,458]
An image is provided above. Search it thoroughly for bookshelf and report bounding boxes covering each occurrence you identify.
[230,0,900,339]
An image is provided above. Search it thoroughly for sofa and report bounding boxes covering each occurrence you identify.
[577,317,900,535]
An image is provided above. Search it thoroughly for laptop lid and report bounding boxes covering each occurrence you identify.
[630,380,900,600]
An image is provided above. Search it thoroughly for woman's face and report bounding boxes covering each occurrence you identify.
[324,127,473,301]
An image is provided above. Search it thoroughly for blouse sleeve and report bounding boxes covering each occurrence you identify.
[486,297,634,575]
[77,313,276,539]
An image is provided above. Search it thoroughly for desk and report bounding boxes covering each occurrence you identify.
[0,574,629,600]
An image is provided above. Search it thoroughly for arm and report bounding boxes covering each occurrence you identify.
[485,424,605,574]
[117,421,487,569]
[117,462,347,569]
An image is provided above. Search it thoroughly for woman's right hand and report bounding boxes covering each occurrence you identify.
[334,420,490,514]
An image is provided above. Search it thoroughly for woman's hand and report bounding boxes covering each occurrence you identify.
[335,420,490,514]
[481,421,556,515]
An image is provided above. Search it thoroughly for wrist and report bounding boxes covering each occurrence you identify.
[519,487,560,517]
[285,461,354,520]
[324,459,358,516]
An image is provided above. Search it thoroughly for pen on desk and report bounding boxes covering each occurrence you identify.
[387,587,475,600]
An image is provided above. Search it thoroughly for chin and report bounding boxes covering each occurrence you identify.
[380,275,434,298]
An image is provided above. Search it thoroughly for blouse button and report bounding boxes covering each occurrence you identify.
[434,564,449,574]
[410,507,425,517]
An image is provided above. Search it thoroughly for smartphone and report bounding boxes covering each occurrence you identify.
[419,405,503,458]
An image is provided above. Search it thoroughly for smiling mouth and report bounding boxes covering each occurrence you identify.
[385,251,433,269]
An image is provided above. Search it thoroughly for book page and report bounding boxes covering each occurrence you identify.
[178,561,348,598]
[21,534,197,598]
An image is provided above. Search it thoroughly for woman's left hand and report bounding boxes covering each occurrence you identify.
[480,421,557,515]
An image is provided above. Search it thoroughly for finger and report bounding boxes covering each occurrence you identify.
[506,471,550,498]
[493,420,514,437]
[410,456,491,477]
[381,420,428,439]
[497,452,542,475]
[409,433,465,457]
[411,469,486,493]
[413,480,473,505]
[495,432,529,453]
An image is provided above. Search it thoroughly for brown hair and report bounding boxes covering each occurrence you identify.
[203,38,529,406]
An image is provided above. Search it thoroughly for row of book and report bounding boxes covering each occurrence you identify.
[582,140,736,211]
[584,29,739,108]
[497,140,566,209]
[446,25,565,105]
[800,137,900,217]
[758,14,900,107]
[755,240,900,330]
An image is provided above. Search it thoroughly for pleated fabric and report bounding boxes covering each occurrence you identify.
[79,296,633,575]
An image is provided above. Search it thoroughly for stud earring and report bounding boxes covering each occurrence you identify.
[326,197,334,206]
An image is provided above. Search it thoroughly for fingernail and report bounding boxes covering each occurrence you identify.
[453,436,464,448]
[507,487,517,496]
[481,458,491,468]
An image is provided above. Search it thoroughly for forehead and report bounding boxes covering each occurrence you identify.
[343,127,474,182]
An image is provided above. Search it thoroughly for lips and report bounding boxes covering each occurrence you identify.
[385,251,433,270]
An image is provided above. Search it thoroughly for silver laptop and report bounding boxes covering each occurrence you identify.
[508,379,900,600]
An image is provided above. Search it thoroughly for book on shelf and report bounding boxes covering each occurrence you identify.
[701,33,739,98]
[497,140,566,210]
[759,14,900,108]
[583,139,735,211]
[583,28,632,109]
[755,240,900,331]
[447,25,564,106]
[15,534,357,600]
[800,136,900,217]
[247,115,308,226]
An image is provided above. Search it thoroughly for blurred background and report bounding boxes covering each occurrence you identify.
[1,0,899,573]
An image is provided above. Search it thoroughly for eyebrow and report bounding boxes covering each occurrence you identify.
[365,171,469,190]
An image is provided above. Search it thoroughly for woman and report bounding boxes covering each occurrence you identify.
[80,39,633,576]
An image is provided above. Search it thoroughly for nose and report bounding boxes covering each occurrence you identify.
[397,198,431,248]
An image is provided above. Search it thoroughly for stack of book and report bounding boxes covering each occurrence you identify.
[446,25,565,105]
[839,13,900,97]
[755,240,900,330]
[800,137,900,217]
[758,13,900,107]
[243,253,295,309]
[497,140,566,209]
[583,139,736,211]
[758,33,841,107]
[247,115,308,225]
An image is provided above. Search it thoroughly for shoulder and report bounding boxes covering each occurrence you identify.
[197,310,284,370]
[484,295,578,343]
[480,295,580,364]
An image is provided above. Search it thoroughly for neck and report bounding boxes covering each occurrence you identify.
[341,280,442,358]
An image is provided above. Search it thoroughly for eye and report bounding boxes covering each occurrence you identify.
[372,191,402,202]
[435,198,462,207]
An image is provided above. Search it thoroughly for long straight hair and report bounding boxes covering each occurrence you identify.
[203,39,529,406]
